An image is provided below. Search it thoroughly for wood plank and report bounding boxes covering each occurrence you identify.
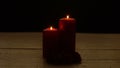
[0,32,42,48]
[0,32,120,49]
[111,63,120,68]
[0,49,120,60]
[76,33,120,49]
[0,49,42,68]
[0,32,120,68]
[44,63,109,68]
[0,49,120,68]
[77,49,120,60]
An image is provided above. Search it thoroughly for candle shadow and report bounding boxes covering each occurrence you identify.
[43,63,80,68]
[43,52,82,67]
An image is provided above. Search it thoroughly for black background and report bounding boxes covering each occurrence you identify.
[1,0,119,33]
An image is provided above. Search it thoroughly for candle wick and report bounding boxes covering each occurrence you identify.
[50,26,53,30]
[66,15,69,19]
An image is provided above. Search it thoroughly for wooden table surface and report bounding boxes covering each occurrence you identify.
[0,32,120,68]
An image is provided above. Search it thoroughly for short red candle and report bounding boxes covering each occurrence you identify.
[43,26,58,58]
[59,15,76,52]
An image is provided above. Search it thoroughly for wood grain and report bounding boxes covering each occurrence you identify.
[0,32,120,68]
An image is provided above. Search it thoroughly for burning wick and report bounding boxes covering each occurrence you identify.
[50,26,53,30]
[66,15,69,19]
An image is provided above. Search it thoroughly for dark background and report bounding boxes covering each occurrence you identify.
[1,0,119,33]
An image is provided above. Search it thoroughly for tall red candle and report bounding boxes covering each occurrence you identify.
[59,15,76,52]
[43,26,58,58]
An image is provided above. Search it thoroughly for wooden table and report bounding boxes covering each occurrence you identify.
[0,32,120,68]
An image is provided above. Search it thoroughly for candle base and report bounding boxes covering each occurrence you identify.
[45,52,81,65]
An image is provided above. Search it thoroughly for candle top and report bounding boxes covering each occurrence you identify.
[44,26,58,31]
[60,15,75,20]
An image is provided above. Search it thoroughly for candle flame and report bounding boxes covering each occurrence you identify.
[50,26,53,30]
[66,15,69,19]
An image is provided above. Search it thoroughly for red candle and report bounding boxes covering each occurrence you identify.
[59,15,76,52]
[43,26,58,58]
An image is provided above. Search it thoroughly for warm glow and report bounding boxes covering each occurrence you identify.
[50,26,53,30]
[66,15,69,19]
